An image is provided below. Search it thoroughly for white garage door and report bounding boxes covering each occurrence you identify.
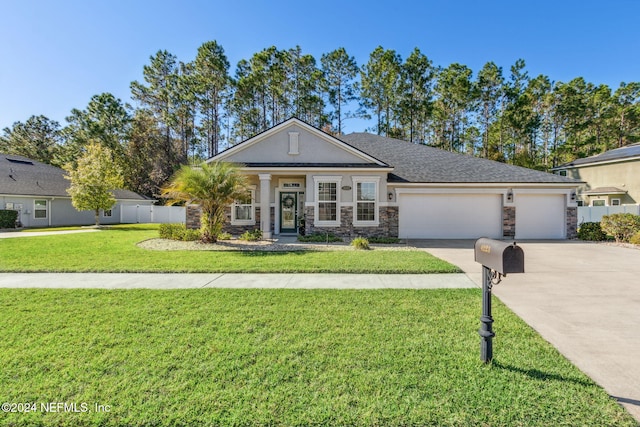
[398,193,503,239]
[515,194,565,239]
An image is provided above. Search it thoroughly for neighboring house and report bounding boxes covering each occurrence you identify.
[553,143,640,207]
[197,118,581,239]
[0,154,154,227]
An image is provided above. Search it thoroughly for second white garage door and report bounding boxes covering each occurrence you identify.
[398,193,503,239]
[515,194,565,239]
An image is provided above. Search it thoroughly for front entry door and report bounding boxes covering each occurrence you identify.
[280,192,297,233]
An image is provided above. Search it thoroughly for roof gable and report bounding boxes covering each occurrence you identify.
[209,118,388,167]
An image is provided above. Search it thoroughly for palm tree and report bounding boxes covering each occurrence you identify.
[161,162,249,242]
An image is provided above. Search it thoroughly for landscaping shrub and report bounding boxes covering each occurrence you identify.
[368,236,401,244]
[159,223,202,241]
[239,229,262,241]
[218,232,232,240]
[577,222,607,241]
[298,232,343,243]
[181,229,202,241]
[600,213,640,243]
[351,237,370,250]
[630,232,640,245]
[0,210,18,228]
[158,223,180,240]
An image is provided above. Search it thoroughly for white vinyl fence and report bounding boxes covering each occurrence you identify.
[120,205,186,224]
[577,205,640,224]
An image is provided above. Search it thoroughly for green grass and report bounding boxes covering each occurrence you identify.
[0,224,457,273]
[0,289,633,426]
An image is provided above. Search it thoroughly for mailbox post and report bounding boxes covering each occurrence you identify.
[474,238,524,363]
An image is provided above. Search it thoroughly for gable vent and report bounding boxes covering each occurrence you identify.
[288,132,299,155]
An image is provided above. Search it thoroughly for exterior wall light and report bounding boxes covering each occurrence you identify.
[506,189,513,203]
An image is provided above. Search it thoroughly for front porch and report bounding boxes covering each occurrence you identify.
[185,170,399,239]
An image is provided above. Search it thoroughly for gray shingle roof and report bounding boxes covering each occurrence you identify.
[555,143,640,168]
[339,133,581,184]
[0,154,150,200]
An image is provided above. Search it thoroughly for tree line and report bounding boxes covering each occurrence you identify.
[2,41,639,198]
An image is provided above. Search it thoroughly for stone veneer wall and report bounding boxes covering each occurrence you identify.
[221,207,261,235]
[186,204,201,229]
[380,206,399,237]
[186,204,267,236]
[566,206,578,239]
[304,206,399,238]
[502,206,516,238]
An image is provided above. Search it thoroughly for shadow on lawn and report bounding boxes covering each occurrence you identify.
[611,396,640,408]
[108,225,159,232]
[492,360,594,387]
[237,250,312,257]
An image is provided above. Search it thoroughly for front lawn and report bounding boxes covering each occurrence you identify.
[0,224,458,273]
[0,289,633,426]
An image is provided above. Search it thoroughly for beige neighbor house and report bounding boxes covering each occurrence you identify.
[194,118,581,240]
[553,143,640,207]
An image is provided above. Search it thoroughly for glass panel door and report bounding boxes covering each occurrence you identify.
[280,192,297,233]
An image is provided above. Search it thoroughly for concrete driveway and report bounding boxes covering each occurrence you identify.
[416,239,640,422]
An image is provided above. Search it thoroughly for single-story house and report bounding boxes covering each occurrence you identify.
[196,118,581,240]
[552,143,640,207]
[0,154,154,227]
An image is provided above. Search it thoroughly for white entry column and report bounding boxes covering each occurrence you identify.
[259,173,272,238]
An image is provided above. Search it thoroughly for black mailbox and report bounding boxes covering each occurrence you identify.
[474,238,524,275]
[474,238,525,363]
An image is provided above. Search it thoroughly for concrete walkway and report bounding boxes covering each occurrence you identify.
[0,273,476,289]
[413,239,640,423]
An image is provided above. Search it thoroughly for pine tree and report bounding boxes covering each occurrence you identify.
[360,46,402,135]
[0,115,62,164]
[321,47,359,134]
[194,41,231,157]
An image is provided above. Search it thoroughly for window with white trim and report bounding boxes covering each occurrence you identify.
[611,199,621,206]
[353,177,380,226]
[357,183,376,221]
[592,199,605,207]
[231,189,255,225]
[318,182,337,221]
[34,200,47,219]
[314,176,341,226]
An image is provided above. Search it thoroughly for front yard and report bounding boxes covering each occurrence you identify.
[0,224,458,273]
[0,288,634,426]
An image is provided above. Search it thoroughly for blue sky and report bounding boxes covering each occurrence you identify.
[1,0,639,133]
